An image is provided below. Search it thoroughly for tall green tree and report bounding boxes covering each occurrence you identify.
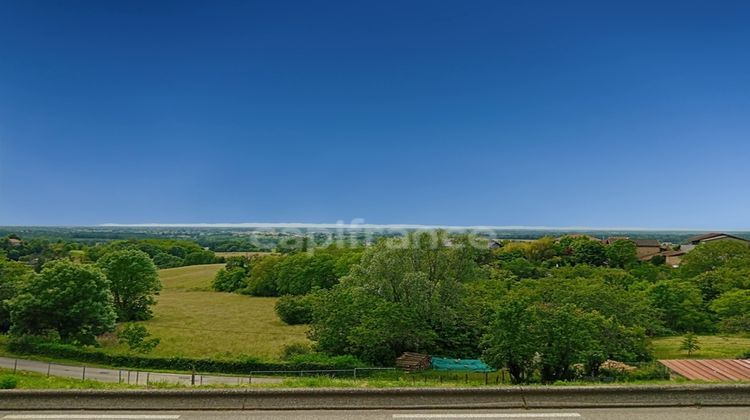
[606,239,638,268]
[310,232,481,364]
[0,257,33,332]
[97,250,161,321]
[648,280,713,333]
[482,301,539,383]
[9,260,116,344]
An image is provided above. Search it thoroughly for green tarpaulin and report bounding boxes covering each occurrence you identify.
[430,357,493,372]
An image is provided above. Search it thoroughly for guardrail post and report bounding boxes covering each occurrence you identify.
[82,365,86,381]
[484,372,488,385]
[13,359,17,374]
[135,371,139,385]
[191,368,195,386]
[249,372,253,384]
[119,370,122,383]
[200,375,203,386]
[353,368,357,380]
[127,370,131,384]
[146,372,150,386]
[47,362,51,377]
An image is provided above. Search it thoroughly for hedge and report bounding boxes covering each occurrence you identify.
[7,336,364,374]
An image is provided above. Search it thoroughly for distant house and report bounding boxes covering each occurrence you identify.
[7,238,22,247]
[658,233,750,268]
[604,237,662,260]
[489,240,503,250]
[681,232,750,252]
[660,250,688,268]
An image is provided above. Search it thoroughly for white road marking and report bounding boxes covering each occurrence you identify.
[393,414,581,419]
[3,416,180,419]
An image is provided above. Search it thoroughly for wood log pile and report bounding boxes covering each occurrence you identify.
[396,352,431,372]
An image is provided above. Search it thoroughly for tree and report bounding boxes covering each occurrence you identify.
[243,255,282,296]
[118,323,160,353]
[648,280,713,333]
[309,232,481,364]
[571,239,607,266]
[483,301,648,383]
[482,301,539,383]
[275,253,338,295]
[679,333,700,357]
[0,257,33,332]
[212,267,248,292]
[97,250,161,321]
[275,293,319,325]
[8,260,116,345]
[606,240,638,268]
[680,240,750,277]
[709,290,750,333]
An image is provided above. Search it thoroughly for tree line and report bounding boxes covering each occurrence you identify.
[1,236,221,270]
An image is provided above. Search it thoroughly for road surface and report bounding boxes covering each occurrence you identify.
[0,356,281,386]
[0,408,747,419]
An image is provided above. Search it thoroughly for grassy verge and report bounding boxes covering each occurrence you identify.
[651,335,750,359]
[99,264,309,360]
[0,368,135,389]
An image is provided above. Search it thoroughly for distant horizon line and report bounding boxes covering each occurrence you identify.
[80,222,750,232]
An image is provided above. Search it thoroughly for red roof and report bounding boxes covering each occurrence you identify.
[660,359,750,381]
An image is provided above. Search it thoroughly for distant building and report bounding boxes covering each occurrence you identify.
[7,238,21,247]
[681,232,750,252]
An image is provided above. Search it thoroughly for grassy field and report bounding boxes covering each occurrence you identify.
[651,335,750,359]
[102,264,309,360]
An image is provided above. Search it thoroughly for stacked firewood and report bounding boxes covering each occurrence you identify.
[396,352,431,372]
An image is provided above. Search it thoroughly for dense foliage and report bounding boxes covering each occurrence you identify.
[212,247,364,297]
[8,260,117,345]
[0,235,221,270]
[97,250,161,321]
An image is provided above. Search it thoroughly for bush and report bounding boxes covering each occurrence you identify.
[281,342,312,360]
[7,336,364,374]
[118,324,160,353]
[624,362,671,381]
[275,294,315,325]
[212,267,248,292]
[0,375,17,389]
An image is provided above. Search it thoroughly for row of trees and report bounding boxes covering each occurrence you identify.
[212,246,364,296]
[1,236,221,271]
[0,250,161,345]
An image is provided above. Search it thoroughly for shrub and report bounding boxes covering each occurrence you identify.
[118,324,160,353]
[0,375,17,389]
[625,362,670,381]
[281,342,312,360]
[212,267,248,292]
[275,294,316,325]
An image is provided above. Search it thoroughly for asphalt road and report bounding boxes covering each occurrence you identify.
[0,408,747,419]
[0,356,282,386]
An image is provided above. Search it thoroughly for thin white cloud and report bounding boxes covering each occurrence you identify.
[98,222,749,232]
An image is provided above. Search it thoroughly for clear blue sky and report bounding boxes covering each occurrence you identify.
[1,1,749,229]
